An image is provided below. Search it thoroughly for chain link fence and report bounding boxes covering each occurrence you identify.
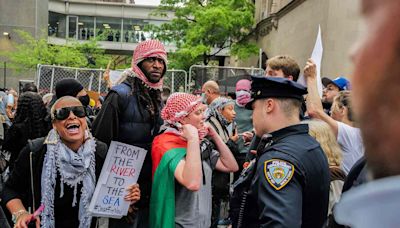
[36,65,188,95]
[36,65,106,95]
[163,70,188,93]
[188,65,265,94]
[36,64,264,96]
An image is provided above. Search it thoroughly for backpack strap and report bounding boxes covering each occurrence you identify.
[27,137,46,154]
[27,137,45,211]
[111,80,133,112]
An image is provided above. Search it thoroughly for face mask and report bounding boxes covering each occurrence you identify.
[236,90,251,107]
[78,94,90,107]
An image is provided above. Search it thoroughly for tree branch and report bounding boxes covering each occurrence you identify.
[197,0,205,7]
[209,45,229,58]
[182,15,197,22]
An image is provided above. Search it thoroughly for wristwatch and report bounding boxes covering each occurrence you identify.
[12,209,29,224]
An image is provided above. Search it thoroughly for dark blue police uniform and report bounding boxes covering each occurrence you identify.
[230,77,330,228]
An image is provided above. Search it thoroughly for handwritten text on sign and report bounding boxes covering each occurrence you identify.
[89,141,147,218]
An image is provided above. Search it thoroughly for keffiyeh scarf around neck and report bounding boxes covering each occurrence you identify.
[161,123,208,141]
[207,105,230,127]
[120,68,163,90]
[41,129,96,228]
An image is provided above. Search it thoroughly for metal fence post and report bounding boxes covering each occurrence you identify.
[98,71,102,93]
[3,62,6,89]
[184,71,188,93]
[88,73,93,91]
[50,67,55,92]
[75,69,78,79]
[171,70,175,93]
[188,65,194,93]
[36,64,41,89]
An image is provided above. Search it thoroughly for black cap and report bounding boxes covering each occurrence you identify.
[245,76,308,110]
[55,78,84,99]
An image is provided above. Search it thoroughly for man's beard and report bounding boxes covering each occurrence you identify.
[140,65,163,83]
[322,101,332,110]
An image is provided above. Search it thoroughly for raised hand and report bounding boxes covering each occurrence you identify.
[180,124,200,141]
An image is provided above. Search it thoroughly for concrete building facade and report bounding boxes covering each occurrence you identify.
[0,0,49,89]
[231,0,365,79]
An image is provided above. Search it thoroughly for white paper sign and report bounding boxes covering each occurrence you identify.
[298,25,324,98]
[88,141,147,218]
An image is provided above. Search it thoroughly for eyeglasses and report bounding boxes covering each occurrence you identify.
[53,106,86,120]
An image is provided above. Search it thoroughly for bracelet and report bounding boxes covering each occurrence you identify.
[12,209,29,224]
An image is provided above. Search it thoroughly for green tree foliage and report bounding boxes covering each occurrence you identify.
[74,38,111,68]
[147,0,259,70]
[0,30,112,71]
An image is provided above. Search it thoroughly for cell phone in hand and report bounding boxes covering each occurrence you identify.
[27,204,44,228]
[27,219,37,228]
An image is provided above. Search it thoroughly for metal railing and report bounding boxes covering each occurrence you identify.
[188,65,264,94]
[36,64,188,94]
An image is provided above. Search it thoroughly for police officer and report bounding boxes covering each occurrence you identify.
[230,76,329,228]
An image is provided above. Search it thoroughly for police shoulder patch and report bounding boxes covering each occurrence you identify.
[264,159,294,190]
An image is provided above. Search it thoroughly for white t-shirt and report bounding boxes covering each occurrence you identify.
[337,121,365,174]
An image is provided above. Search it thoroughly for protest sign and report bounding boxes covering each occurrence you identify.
[298,25,324,98]
[89,141,147,218]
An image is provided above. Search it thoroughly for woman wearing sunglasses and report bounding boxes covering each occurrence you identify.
[1,96,140,228]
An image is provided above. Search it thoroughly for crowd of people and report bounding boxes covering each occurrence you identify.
[0,0,399,227]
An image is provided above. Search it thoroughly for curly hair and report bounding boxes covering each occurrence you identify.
[14,92,50,139]
[303,119,343,167]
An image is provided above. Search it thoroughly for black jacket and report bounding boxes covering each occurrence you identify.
[92,79,163,208]
[1,137,107,227]
[232,124,330,228]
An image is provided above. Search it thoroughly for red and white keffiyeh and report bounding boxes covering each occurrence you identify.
[131,40,168,90]
[161,92,209,140]
[161,92,203,124]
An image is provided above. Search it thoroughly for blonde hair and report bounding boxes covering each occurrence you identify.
[50,96,81,120]
[303,119,343,167]
[334,91,354,122]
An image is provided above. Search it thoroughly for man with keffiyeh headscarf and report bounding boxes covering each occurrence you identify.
[92,40,167,228]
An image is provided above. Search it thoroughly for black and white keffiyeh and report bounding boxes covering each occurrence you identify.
[40,129,96,228]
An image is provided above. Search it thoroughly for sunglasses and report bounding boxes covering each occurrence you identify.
[53,106,86,120]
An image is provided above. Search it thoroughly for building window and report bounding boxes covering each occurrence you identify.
[48,12,66,38]
[95,17,122,42]
[48,13,169,45]
[78,16,95,40]
[122,18,149,43]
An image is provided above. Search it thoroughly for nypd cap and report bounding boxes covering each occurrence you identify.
[245,76,308,110]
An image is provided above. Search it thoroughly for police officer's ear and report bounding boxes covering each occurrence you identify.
[265,98,275,113]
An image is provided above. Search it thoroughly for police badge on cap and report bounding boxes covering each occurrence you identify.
[245,76,308,110]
